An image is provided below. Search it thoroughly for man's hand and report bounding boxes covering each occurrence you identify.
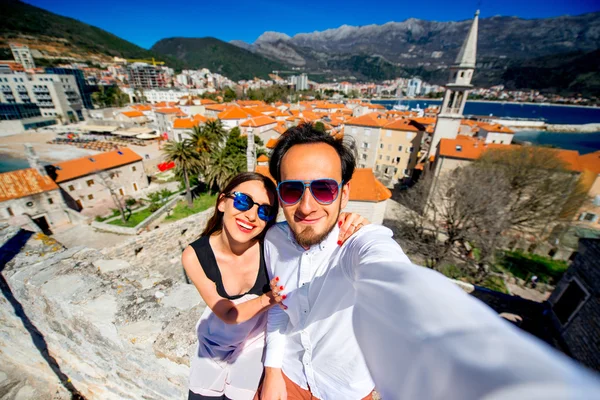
[261,367,287,400]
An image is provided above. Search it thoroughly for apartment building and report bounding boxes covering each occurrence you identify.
[46,148,149,217]
[346,112,424,187]
[0,73,84,121]
[10,43,36,69]
[127,64,167,89]
[574,151,600,229]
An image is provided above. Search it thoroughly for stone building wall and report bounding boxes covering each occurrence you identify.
[548,239,600,371]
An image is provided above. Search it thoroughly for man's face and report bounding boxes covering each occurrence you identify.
[279,142,350,248]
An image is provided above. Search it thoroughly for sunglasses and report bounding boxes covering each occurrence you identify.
[224,192,275,222]
[277,178,342,206]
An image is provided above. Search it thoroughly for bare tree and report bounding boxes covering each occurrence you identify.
[97,170,131,223]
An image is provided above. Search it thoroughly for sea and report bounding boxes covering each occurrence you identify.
[0,154,32,173]
[374,100,600,155]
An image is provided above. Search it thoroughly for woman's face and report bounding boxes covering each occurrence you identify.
[218,180,275,244]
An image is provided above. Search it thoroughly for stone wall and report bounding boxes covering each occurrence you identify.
[548,239,600,371]
[101,208,214,269]
[344,200,388,225]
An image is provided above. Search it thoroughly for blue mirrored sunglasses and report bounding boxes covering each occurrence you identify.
[225,191,275,222]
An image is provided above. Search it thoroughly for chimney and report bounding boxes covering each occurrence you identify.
[24,143,47,176]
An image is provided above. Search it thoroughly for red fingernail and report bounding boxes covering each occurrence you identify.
[275,277,279,281]
[337,240,342,246]
[338,221,342,227]
[279,286,284,290]
[282,295,287,300]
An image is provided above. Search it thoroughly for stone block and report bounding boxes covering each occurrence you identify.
[94,259,131,273]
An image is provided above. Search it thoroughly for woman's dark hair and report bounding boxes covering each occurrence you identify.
[269,123,357,183]
[201,172,279,240]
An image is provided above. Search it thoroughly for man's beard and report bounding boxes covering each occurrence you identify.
[293,205,341,248]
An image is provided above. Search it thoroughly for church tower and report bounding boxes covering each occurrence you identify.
[428,10,479,157]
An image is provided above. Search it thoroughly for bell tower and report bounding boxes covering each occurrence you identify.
[428,10,479,157]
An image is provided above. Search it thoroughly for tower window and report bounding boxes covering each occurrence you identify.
[456,145,462,152]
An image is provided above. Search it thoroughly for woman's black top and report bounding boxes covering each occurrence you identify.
[189,236,270,300]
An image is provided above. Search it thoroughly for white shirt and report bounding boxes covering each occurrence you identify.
[267,223,600,400]
[264,222,411,400]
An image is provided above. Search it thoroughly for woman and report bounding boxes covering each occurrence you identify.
[183,172,368,400]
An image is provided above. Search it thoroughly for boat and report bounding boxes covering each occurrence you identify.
[393,96,409,111]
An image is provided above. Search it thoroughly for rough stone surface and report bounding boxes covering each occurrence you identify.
[0,216,208,399]
[93,259,131,274]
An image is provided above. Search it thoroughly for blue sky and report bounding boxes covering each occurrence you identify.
[25,0,600,49]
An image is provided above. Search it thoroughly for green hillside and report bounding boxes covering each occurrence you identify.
[151,37,287,81]
[0,0,179,66]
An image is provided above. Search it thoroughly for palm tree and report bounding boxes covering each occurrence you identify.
[204,119,227,145]
[163,139,202,208]
[204,145,245,191]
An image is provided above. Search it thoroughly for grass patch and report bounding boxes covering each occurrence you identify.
[437,263,508,294]
[497,250,568,285]
[479,275,509,294]
[108,208,154,228]
[95,209,120,222]
[164,193,218,222]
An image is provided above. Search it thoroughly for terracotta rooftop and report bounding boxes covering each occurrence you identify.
[155,107,182,114]
[51,148,143,183]
[218,107,253,120]
[0,168,59,202]
[438,138,583,172]
[173,118,200,129]
[257,154,269,162]
[240,115,277,128]
[579,151,600,174]
[121,111,144,118]
[349,168,392,202]
[346,112,388,128]
[130,104,152,111]
[383,118,420,132]
[266,138,279,149]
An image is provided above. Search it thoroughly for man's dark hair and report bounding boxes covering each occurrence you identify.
[269,123,356,183]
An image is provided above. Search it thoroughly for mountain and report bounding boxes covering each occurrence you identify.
[151,37,287,81]
[232,12,600,93]
[0,0,178,67]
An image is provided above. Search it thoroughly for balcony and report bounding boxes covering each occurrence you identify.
[32,87,50,94]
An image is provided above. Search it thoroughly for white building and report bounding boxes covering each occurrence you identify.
[406,78,422,97]
[291,73,309,91]
[10,43,36,69]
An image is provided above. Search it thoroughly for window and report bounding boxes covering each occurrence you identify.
[88,194,94,200]
[404,169,409,175]
[361,153,367,161]
[553,279,588,325]
[386,156,391,161]
[7,207,14,217]
[409,146,414,153]
[398,145,403,152]
[119,188,125,196]
[86,179,94,187]
[362,142,369,149]
[131,165,137,172]
[48,198,54,205]
[593,195,600,207]
[379,143,383,149]
[581,213,597,222]
[386,130,392,137]
[133,183,139,191]
[455,145,462,152]
[68,184,75,191]
[378,155,382,160]
[375,165,379,171]
[396,157,401,163]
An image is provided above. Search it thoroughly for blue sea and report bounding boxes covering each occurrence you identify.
[374,100,600,155]
[0,155,31,173]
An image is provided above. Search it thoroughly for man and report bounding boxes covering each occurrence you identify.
[261,124,600,400]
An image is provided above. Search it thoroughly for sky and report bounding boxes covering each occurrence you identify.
[24,0,600,49]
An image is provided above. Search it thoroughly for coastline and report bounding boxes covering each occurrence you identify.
[373,98,600,109]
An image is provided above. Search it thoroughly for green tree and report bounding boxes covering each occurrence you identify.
[163,140,201,208]
[223,86,237,102]
[204,146,245,191]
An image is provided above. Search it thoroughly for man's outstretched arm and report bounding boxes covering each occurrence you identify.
[345,226,600,400]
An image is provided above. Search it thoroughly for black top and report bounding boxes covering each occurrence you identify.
[189,236,270,300]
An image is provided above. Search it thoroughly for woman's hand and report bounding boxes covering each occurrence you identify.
[337,212,370,245]
[264,277,287,310]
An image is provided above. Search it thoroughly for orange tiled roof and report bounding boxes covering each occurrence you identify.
[121,111,144,118]
[236,100,265,107]
[411,117,437,126]
[218,106,252,120]
[193,114,208,123]
[439,138,583,171]
[173,118,200,129]
[346,112,388,128]
[257,154,269,162]
[154,101,177,108]
[155,107,181,114]
[240,115,277,128]
[200,99,217,105]
[349,168,391,202]
[130,104,152,111]
[255,165,275,183]
[205,104,229,111]
[383,118,420,132]
[478,122,514,134]
[579,151,600,174]
[0,168,59,201]
[52,148,143,183]
[274,122,288,135]
[266,138,279,149]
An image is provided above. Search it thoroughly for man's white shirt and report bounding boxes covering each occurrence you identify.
[264,222,600,400]
[264,222,410,400]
